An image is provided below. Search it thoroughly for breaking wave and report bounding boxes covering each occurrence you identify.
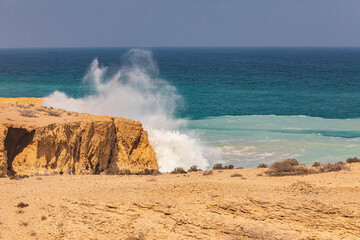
[44,49,209,172]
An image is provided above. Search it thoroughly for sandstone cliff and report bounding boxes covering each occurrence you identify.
[0,98,158,177]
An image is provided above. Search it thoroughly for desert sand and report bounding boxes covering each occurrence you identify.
[1,164,360,240]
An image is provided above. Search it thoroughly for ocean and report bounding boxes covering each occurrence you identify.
[1,47,360,171]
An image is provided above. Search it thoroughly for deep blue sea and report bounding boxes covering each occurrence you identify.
[1,47,360,170]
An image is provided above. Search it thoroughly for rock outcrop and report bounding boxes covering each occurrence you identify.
[0,98,158,177]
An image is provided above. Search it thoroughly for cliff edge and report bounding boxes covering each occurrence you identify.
[0,98,158,177]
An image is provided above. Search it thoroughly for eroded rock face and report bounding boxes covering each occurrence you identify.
[0,98,158,177]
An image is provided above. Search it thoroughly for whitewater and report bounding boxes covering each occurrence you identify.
[44,49,209,172]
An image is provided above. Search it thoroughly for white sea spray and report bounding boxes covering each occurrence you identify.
[44,49,209,172]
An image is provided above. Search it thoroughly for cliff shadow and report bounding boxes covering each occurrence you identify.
[4,127,35,175]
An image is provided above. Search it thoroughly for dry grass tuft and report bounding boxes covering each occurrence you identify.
[41,216,47,221]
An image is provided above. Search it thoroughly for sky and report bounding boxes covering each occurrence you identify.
[1,0,360,48]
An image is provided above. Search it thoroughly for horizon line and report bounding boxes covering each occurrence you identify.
[2,46,360,50]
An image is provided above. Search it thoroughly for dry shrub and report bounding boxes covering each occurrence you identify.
[19,110,37,118]
[17,202,29,208]
[257,163,268,168]
[41,216,47,221]
[312,162,321,167]
[224,164,234,169]
[212,163,224,170]
[212,163,235,170]
[203,170,213,176]
[188,165,201,172]
[170,167,187,174]
[319,162,349,173]
[265,159,312,176]
[346,157,360,163]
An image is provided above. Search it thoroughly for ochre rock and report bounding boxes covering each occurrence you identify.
[0,98,158,177]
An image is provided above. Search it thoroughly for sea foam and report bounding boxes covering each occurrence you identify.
[44,49,208,172]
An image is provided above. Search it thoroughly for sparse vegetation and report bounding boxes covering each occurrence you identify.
[203,170,213,176]
[19,110,37,118]
[224,164,234,169]
[41,216,47,221]
[257,163,268,168]
[346,157,360,163]
[188,165,201,172]
[170,167,187,174]
[212,163,223,170]
[17,202,29,208]
[266,159,349,176]
[312,162,321,167]
[265,159,312,176]
[212,163,235,170]
[319,162,349,173]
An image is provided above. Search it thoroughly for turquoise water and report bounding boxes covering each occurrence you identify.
[1,47,360,168]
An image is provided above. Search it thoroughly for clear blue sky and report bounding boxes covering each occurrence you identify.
[1,0,360,48]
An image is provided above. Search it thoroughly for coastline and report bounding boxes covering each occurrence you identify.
[1,97,359,239]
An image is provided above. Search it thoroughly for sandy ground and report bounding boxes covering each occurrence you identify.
[1,164,360,240]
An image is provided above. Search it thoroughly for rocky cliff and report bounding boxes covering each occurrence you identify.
[0,98,158,177]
